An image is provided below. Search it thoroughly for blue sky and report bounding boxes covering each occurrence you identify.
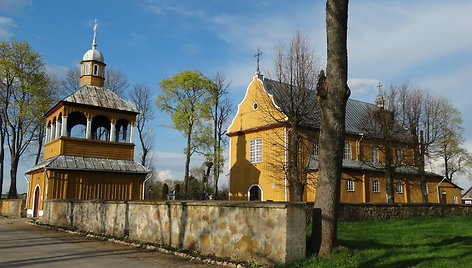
[1,0,471,194]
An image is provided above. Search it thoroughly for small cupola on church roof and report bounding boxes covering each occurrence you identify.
[80,20,106,87]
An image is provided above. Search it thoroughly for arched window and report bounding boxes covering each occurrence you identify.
[248,184,262,201]
[85,64,90,75]
[68,112,87,138]
[115,119,130,142]
[81,65,85,76]
[93,64,98,76]
[92,115,110,141]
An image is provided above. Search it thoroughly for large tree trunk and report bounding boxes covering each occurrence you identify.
[184,131,191,200]
[290,123,304,201]
[34,126,45,165]
[382,125,395,203]
[314,0,349,257]
[0,126,4,198]
[8,154,19,199]
[419,132,428,203]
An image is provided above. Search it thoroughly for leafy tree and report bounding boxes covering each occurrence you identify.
[0,41,56,198]
[156,70,212,199]
[129,84,155,167]
[314,0,350,257]
[361,85,410,203]
[433,100,471,180]
[62,66,129,97]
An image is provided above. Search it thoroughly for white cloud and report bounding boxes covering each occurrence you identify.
[0,0,31,13]
[348,78,380,96]
[157,169,174,181]
[348,1,472,77]
[0,16,16,39]
[45,64,69,79]
[139,0,204,18]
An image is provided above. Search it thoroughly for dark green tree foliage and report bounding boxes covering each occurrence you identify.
[174,183,182,200]
[162,183,169,199]
[0,41,55,198]
[156,70,213,199]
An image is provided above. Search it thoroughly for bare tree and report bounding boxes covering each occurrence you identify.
[209,72,232,199]
[314,0,350,257]
[396,83,447,203]
[264,31,319,201]
[62,66,129,97]
[360,85,410,203]
[129,84,154,167]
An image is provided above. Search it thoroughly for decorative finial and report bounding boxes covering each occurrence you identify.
[255,48,263,75]
[92,19,98,50]
[375,82,385,108]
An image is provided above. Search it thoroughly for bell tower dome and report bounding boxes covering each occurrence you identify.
[80,20,106,87]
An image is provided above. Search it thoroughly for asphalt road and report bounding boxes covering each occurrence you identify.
[0,218,223,268]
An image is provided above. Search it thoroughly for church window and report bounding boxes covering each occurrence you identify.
[81,65,85,75]
[343,141,352,160]
[249,138,262,164]
[93,64,99,76]
[346,178,354,192]
[253,102,259,110]
[397,149,403,163]
[372,146,379,162]
[312,139,319,158]
[85,64,90,75]
[373,180,380,193]
[453,196,458,204]
[396,182,403,193]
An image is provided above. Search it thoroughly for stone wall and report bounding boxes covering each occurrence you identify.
[40,199,306,264]
[0,199,26,218]
[306,202,472,223]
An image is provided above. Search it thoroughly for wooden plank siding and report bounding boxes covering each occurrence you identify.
[44,137,134,160]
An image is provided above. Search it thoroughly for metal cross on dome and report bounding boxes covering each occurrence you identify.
[92,19,98,49]
[255,48,263,75]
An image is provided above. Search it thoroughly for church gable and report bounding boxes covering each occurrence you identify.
[227,76,286,134]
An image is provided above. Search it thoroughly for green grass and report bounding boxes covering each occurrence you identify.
[279,215,472,268]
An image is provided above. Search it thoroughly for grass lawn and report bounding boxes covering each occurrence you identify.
[279,214,472,268]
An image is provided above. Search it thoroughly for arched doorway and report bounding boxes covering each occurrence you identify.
[33,186,40,217]
[248,184,262,201]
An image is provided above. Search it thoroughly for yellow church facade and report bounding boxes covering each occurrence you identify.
[26,28,149,217]
[228,74,462,204]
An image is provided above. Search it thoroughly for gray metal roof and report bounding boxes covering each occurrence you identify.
[263,78,411,141]
[308,158,442,178]
[63,85,137,113]
[26,155,150,174]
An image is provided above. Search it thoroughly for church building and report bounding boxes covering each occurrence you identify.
[227,71,462,203]
[25,25,150,217]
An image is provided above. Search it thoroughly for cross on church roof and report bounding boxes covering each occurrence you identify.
[255,48,263,75]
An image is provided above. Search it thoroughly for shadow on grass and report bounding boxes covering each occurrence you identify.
[295,234,472,268]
